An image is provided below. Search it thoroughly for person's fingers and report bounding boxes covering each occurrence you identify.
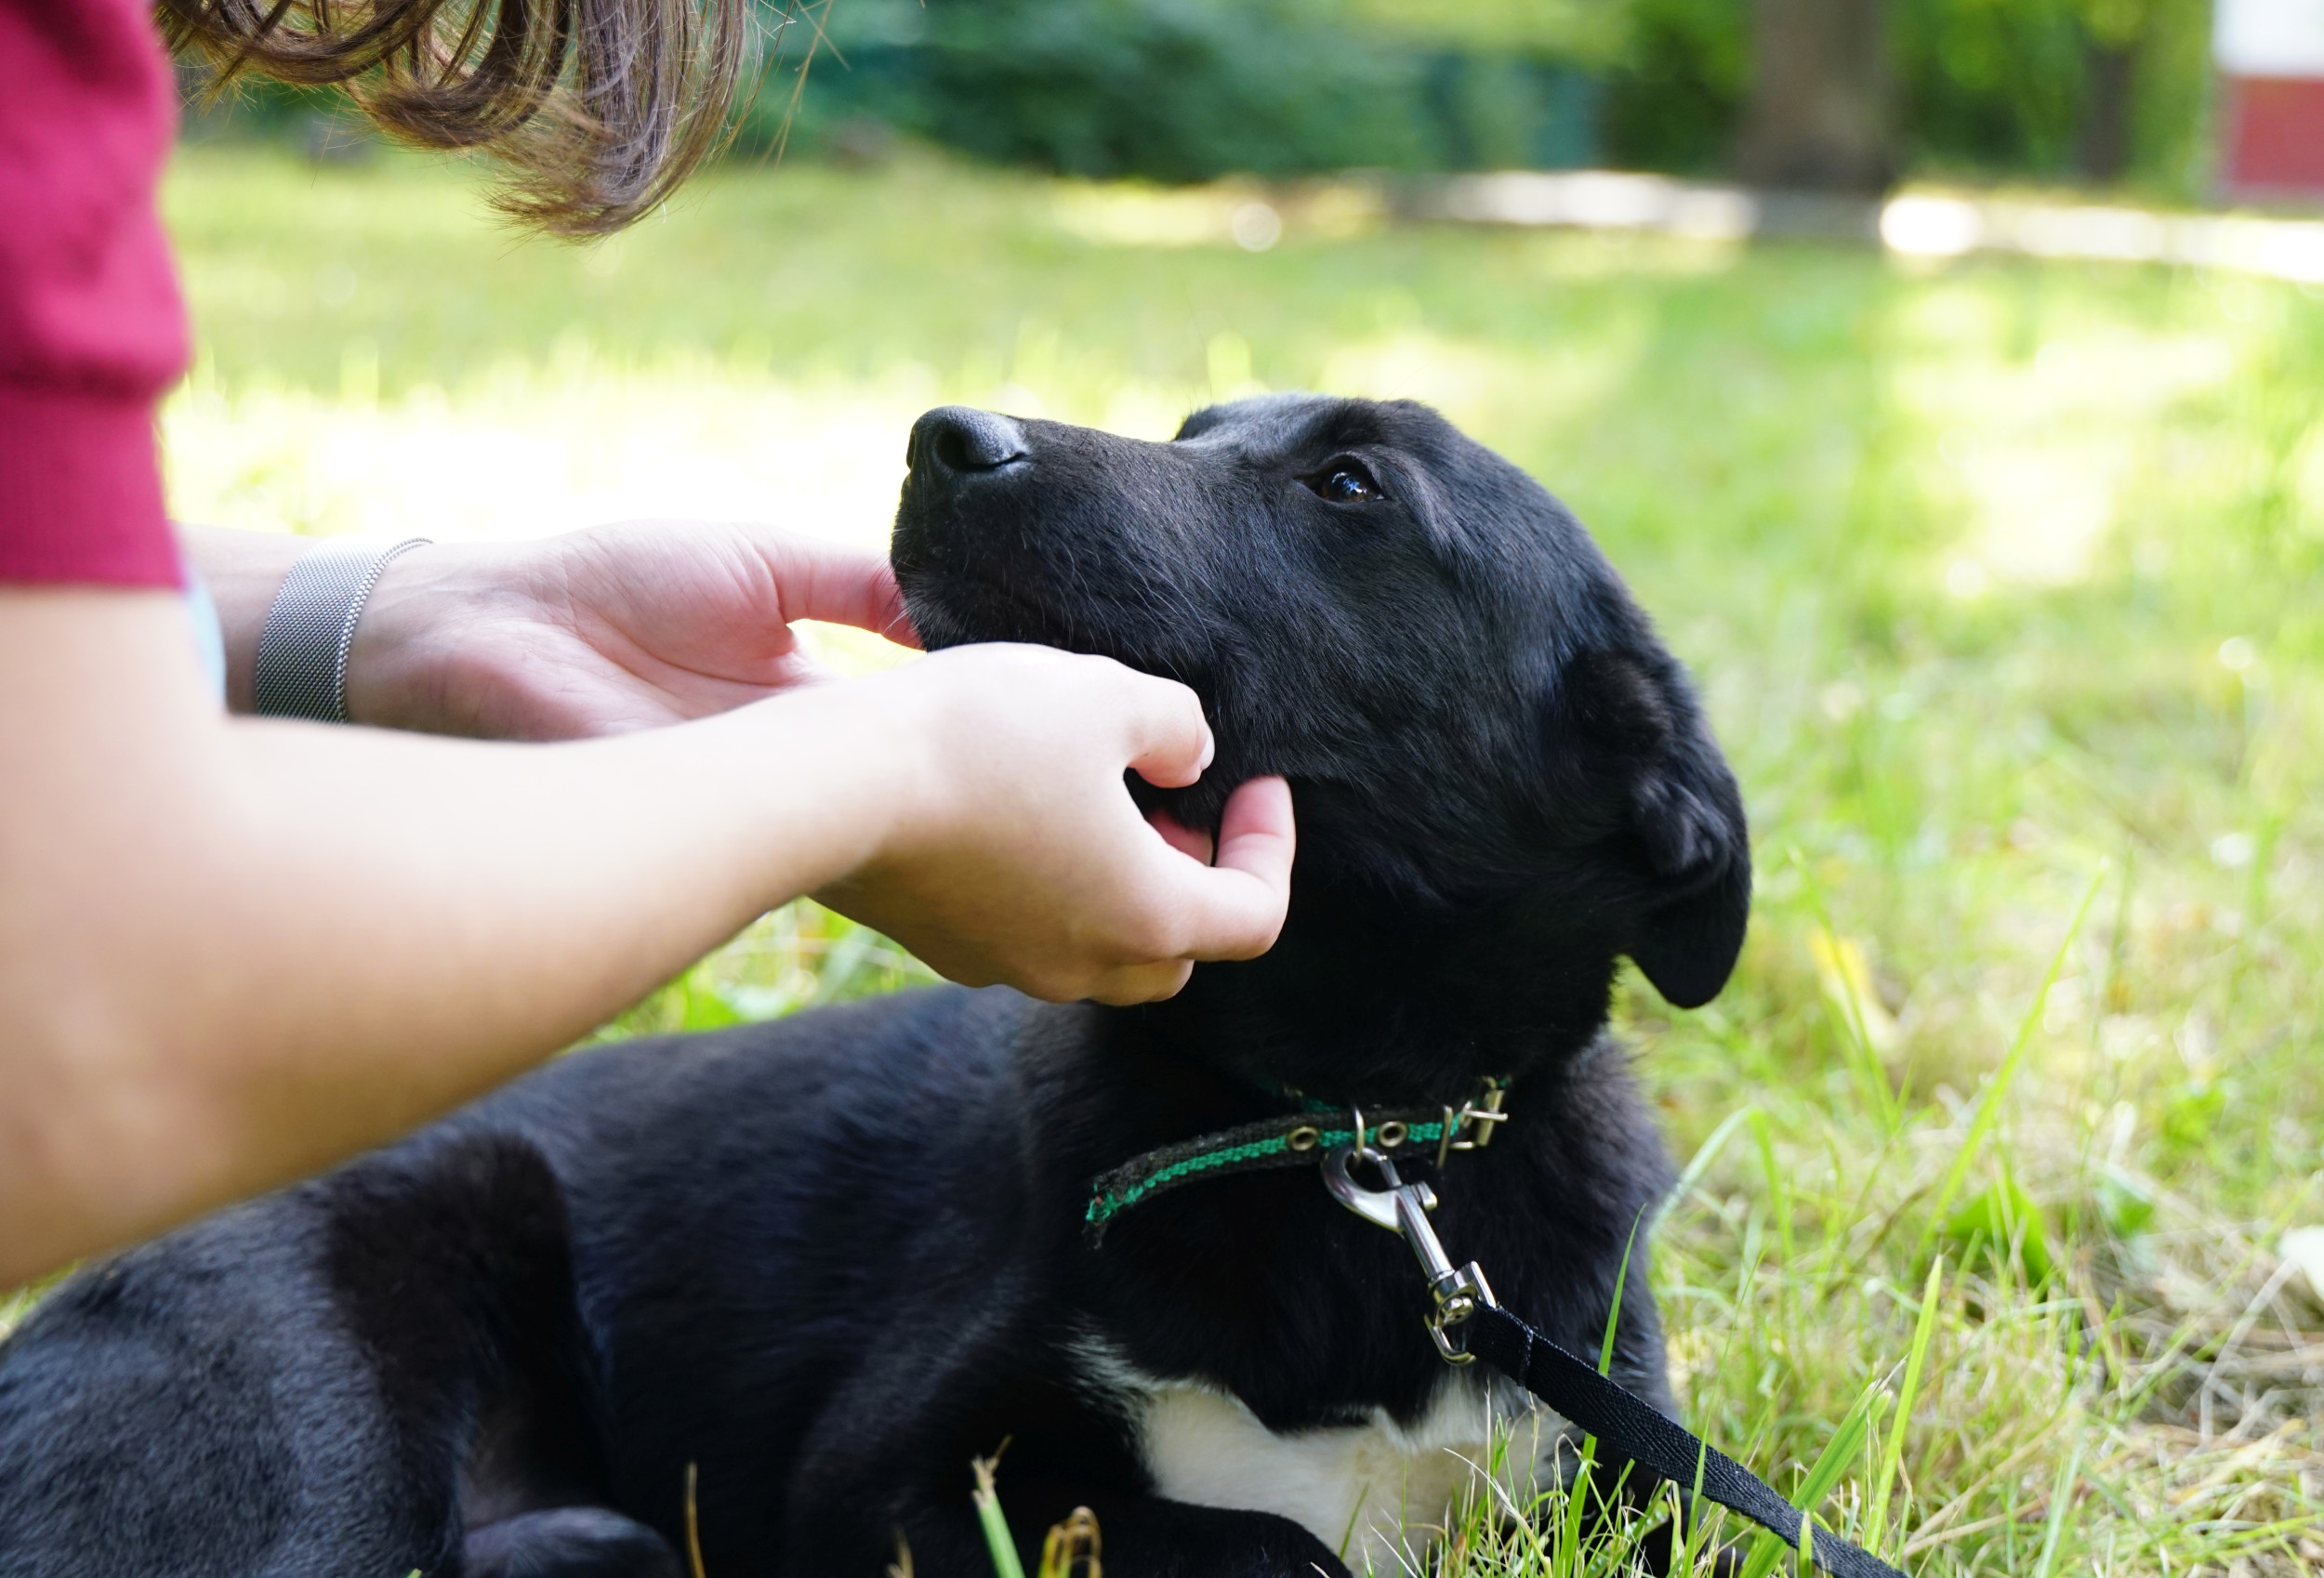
[1117,672,1214,790]
[1146,806,1215,864]
[1165,775,1295,961]
[762,534,920,647]
[1214,775,1294,878]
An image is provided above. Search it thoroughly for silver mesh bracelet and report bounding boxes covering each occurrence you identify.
[252,537,431,722]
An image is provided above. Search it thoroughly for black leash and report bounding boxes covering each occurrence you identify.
[1461,1304,1906,1578]
[1087,1103,1908,1578]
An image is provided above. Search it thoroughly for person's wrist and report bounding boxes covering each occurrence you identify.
[178,527,320,714]
[789,660,961,915]
[339,541,497,733]
[830,659,955,869]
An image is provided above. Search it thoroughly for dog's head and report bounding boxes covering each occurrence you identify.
[891,394,1748,1097]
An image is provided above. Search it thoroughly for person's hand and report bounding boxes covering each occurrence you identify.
[344,521,914,739]
[814,644,1295,1006]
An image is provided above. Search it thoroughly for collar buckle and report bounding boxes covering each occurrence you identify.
[1435,1075,1511,1166]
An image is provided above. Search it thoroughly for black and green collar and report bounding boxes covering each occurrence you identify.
[1082,1078,1509,1245]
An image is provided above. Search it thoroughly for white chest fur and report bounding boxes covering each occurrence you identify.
[1093,1349,1568,1574]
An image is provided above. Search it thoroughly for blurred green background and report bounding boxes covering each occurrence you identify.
[767,0,2213,194]
[208,0,2219,197]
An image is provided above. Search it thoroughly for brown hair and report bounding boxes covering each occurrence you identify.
[158,0,755,234]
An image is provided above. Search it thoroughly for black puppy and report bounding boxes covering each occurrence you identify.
[0,395,1748,1578]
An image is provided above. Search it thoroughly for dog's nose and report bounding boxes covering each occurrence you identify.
[909,406,1028,477]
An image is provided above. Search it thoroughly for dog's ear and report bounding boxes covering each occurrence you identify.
[1558,648,1752,1009]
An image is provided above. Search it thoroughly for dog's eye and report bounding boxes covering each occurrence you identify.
[1305,458,1383,505]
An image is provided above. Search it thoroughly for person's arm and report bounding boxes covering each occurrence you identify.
[0,587,1292,1287]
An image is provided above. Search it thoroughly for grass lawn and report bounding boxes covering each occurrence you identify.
[130,143,2324,1574]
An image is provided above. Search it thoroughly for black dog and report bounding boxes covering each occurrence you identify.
[0,395,1748,1578]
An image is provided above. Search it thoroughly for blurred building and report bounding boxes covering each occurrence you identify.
[2217,0,2324,195]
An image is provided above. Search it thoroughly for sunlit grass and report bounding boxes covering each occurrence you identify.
[149,143,2324,1575]
[588,900,938,1042]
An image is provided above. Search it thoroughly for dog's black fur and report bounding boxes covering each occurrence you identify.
[0,395,1748,1578]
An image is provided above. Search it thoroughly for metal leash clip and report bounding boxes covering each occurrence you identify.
[1323,1111,1499,1364]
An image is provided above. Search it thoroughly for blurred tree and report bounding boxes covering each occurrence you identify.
[1336,0,1629,60]
[905,0,1430,180]
[732,0,2214,195]
[1599,0,1751,175]
[2079,0,2145,178]
[1734,0,1895,191]
[756,0,1616,178]
[2070,0,2213,186]
[1342,0,1617,168]
[1893,0,2086,173]
[1892,0,2212,191]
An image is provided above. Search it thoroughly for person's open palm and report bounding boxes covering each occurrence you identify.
[347,520,916,740]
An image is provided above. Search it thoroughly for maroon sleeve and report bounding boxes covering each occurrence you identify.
[0,0,191,586]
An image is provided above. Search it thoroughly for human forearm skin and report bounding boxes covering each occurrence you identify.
[178,525,307,714]
[3,581,1288,1288]
[0,589,914,1285]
